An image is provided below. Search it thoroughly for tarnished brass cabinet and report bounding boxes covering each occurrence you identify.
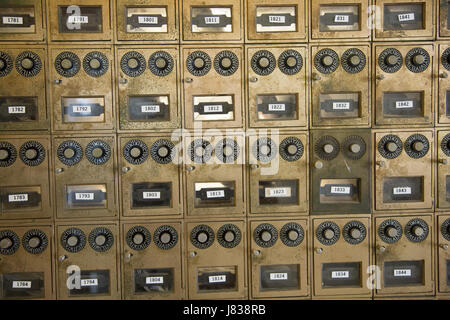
[53,135,118,219]
[116,46,180,131]
[0,135,52,220]
[49,46,114,132]
[312,216,371,298]
[0,0,45,42]
[374,214,434,297]
[56,222,120,299]
[0,46,48,131]
[249,219,309,299]
[0,223,54,300]
[437,130,450,210]
[437,43,450,126]
[116,0,179,43]
[374,43,434,127]
[119,134,182,218]
[121,221,184,300]
[311,44,371,128]
[245,0,307,43]
[186,220,247,299]
[437,214,450,295]
[247,45,308,129]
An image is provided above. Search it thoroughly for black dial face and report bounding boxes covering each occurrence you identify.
[0,51,13,77]
[83,51,109,77]
[123,140,149,165]
[214,50,239,76]
[15,51,42,77]
[378,48,403,73]
[55,51,81,77]
[149,51,174,77]
[120,51,146,77]
[314,48,339,74]
[186,51,211,77]
[251,50,276,76]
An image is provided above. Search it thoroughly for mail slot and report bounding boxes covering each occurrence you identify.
[53,135,118,219]
[436,130,450,210]
[186,220,247,299]
[311,0,371,41]
[374,0,435,41]
[48,0,112,42]
[0,0,45,42]
[250,219,309,299]
[117,46,180,131]
[0,135,51,220]
[374,214,434,297]
[184,132,245,216]
[56,222,120,299]
[311,129,371,214]
[247,45,308,128]
[245,0,307,42]
[119,134,182,218]
[311,44,371,128]
[437,214,450,295]
[116,0,179,42]
[122,221,183,299]
[374,130,433,213]
[437,44,450,125]
[439,0,450,38]
[182,46,243,129]
[0,223,54,299]
[312,216,371,298]
[374,43,434,127]
[0,46,48,131]
[248,131,308,215]
[49,46,114,131]
[181,0,243,42]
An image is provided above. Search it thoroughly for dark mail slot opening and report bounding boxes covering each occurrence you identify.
[58,6,103,33]
[383,3,424,31]
[134,268,174,294]
[322,262,362,288]
[66,184,107,209]
[319,93,360,119]
[62,97,105,123]
[1,186,42,211]
[128,96,169,122]
[197,266,237,293]
[126,7,168,33]
[257,94,298,120]
[68,270,110,296]
[131,182,172,208]
[260,264,300,291]
[255,6,297,33]
[447,260,450,285]
[0,97,38,122]
[447,3,450,30]
[382,92,423,118]
[320,179,360,204]
[319,5,360,32]
[258,180,299,206]
[0,7,36,34]
[0,272,44,299]
[384,260,424,287]
[445,91,450,117]
[194,182,235,208]
[446,176,450,202]
[382,177,423,203]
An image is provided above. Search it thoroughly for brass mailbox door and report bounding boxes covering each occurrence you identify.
[247,45,308,129]
[312,217,371,297]
[439,0,450,38]
[186,220,247,299]
[374,215,434,296]
[374,44,434,127]
[181,0,243,42]
[438,44,450,125]
[117,46,180,131]
[248,132,308,215]
[56,223,120,300]
[182,46,243,129]
[0,0,45,42]
[311,44,371,128]
[53,135,117,219]
[437,130,450,209]
[119,135,182,218]
[48,0,112,42]
[49,46,114,132]
[374,0,435,40]
[246,0,307,42]
[116,0,179,42]
[0,136,51,220]
[437,215,450,293]
[311,129,371,215]
[0,46,48,131]
[0,225,54,300]
[122,222,183,300]
[184,134,245,217]
[374,130,433,212]
[311,0,371,41]
[250,219,309,299]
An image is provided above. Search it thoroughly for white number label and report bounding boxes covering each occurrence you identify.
[396,101,413,109]
[143,191,161,199]
[138,16,158,24]
[334,15,349,23]
[204,16,220,24]
[393,187,411,195]
[269,15,286,24]
[330,186,351,194]
[208,275,226,283]
[8,194,28,202]
[75,193,94,200]
[12,281,32,289]
[67,16,89,24]
[146,276,164,284]
[8,106,26,114]
[333,102,350,110]
[398,13,415,22]
[394,269,411,277]
[81,279,98,287]
[270,273,288,280]
[265,187,291,198]
[332,271,350,279]
[268,104,286,112]
[141,105,160,113]
[206,190,225,199]
[203,105,223,113]
[2,17,24,25]
[72,105,92,113]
